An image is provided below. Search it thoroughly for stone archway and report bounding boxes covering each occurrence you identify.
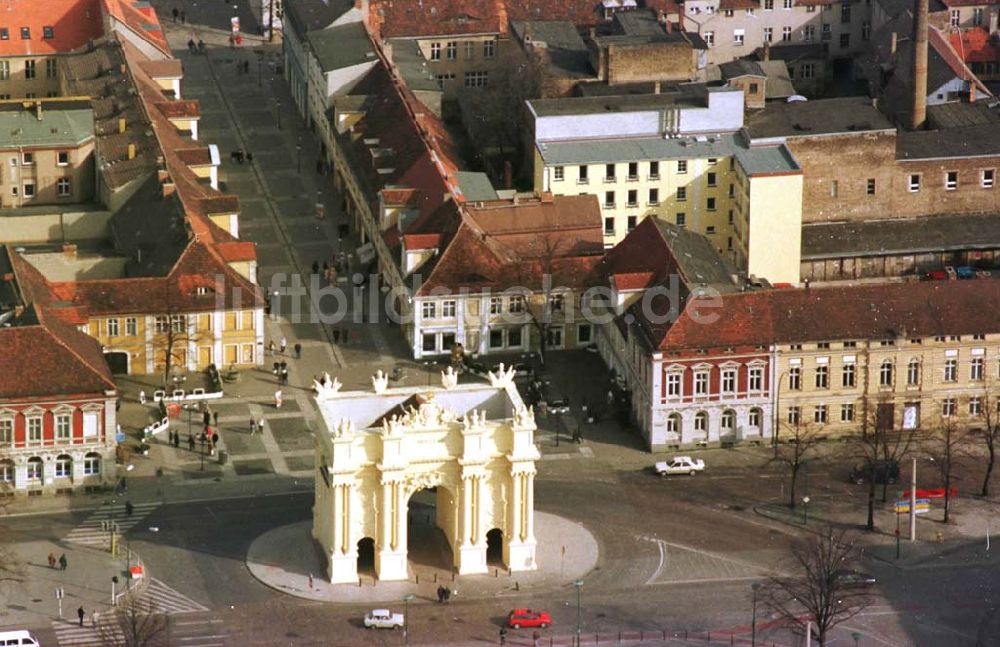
[356,537,375,578]
[312,376,540,584]
[486,528,504,567]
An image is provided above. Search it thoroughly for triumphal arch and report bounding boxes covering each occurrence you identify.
[312,367,540,583]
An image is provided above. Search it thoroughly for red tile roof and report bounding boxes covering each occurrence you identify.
[403,233,443,249]
[102,0,170,57]
[940,0,1000,6]
[930,26,991,94]
[175,147,213,166]
[157,100,201,119]
[949,27,1000,64]
[0,0,104,57]
[611,271,656,291]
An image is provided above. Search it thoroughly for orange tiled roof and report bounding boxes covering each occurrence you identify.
[0,0,104,57]
[102,0,170,56]
[949,27,1000,64]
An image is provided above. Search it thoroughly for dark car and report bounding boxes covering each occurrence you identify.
[835,569,877,588]
[490,362,536,383]
[849,459,899,485]
[527,379,570,414]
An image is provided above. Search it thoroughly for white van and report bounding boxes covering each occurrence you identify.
[0,630,41,646]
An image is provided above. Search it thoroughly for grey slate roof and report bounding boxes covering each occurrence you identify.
[284,0,355,37]
[651,219,739,292]
[538,132,800,175]
[0,103,94,148]
[745,97,894,140]
[720,59,764,80]
[510,20,592,77]
[307,22,375,72]
[387,38,441,92]
[530,84,722,117]
[802,213,1000,259]
[896,124,1000,160]
[927,100,1000,129]
[455,172,499,202]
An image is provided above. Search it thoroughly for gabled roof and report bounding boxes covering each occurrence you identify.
[102,0,171,56]
[948,27,1000,64]
[0,0,104,57]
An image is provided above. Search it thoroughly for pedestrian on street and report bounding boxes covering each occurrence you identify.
[499,627,507,646]
[125,501,134,516]
[59,554,67,570]
[274,389,283,408]
[172,7,178,21]
[203,411,211,427]
[258,420,265,435]
[312,261,320,276]
[180,10,186,23]
[332,328,340,344]
[246,152,253,164]
[444,587,451,602]
[139,390,146,405]
[294,342,302,359]
[250,417,257,435]
[77,606,85,627]
[212,432,219,449]
[47,552,56,568]
[532,630,540,646]
[91,610,99,627]
[280,337,287,354]
[173,431,180,448]
[244,60,250,74]
[188,434,195,451]
[188,38,196,53]
[436,585,445,603]
[213,411,219,427]
[268,340,275,355]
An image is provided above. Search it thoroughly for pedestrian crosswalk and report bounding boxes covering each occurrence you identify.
[135,577,210,614]
[64,501,161,547]
[51,616,123,646]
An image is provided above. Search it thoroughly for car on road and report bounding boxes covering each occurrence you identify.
[849,459,899,485]
[507,608,551,629]
[654,456,706,476]
[527,380,570,414]
[364,609,404,629]
[490,362,536,383]
[835,569,877,587]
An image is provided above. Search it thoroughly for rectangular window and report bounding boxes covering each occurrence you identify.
[125,317,137,336]
[604,191,615,209]
[677,160,688,174]
[45,58,56,78]
[649,161,659,179]
[605,163,616,182]
[0,61,8,80]
[763,27,773,42]
[435,73,455,88]
[446,41,457,60]
[489,297,503,315]
[787,406,801,425]
[908,174,921,192]
[676,212,685,227]
[20,27,30,39]
[801,63,815,78]
[789,366,802,390]
[421,301,437,319]
[667,373,682,397]
[707,172,717,187]
[604,216,615,235]
[508,295,525,313]
[950,9,960,26]
[942,398,956,417]
[970,397,983,416]
[648,188,659,205]
[553,166,564,181]
[0,28,7,40]
[507,327,522,347]
[764,0,773,9]
[821,24,831,41]
[106,318,119,337]
[483,39,495,58]
[783,0,793,6]
[908,360,920,385]
[841,2,851,22]
[23,182,34,198]
[972,357,984,381]
[22,152,33,165]
[703,31,714,47]
[57,151,69,166]
[56,414,71,441]
[815,365,829,389]
[627,215,637,231]
[862,21,871,40]
[945,171,958,190]
[722,369,736,394]
[627,189,637,207]
[441,300,456,318]
[867,178,876,195]
[24,59,35,79]
[464,41,474,60]
[705,226,715,235]
[706,197,716,211]
[28,417,42,445]
[627,162,638,181]
[577,323,592,344]
[842,363,856,387]
[982,169,994,188]
[463,71,488,87]
[84,454,100,475]
[430,42,441,60]
[841,403,855,422]
[782,27,792,41]
[944,358,957,382]
[814,405,828,424]
[57,177,70,196]
[803,26,815,41]
[0,418,12,446]
[749,367,763,391]
[734,29,745,45]
[43,25,54,39]
[725,9,734,16]
[694,371,709,395]
[578,165,588,183]
[423,334,437,352]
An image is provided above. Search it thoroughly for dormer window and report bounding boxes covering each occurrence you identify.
[20,27,29,39]
[42,26,53,39]
[0,29,9,40]
[195,286,213,296]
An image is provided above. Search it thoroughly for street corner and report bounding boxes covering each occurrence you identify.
[244,511,599,604]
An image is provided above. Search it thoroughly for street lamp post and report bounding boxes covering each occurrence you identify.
[751,582,761,647]
[296,141,302,174]
[276,99,282,130]
[772,369,789,458]
[802,460,811,525]
[403,593,415,646]
[573,579,584,647]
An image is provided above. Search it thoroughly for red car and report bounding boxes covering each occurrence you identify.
[507,608,551,629]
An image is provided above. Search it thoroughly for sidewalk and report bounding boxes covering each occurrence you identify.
[0,538,142,629]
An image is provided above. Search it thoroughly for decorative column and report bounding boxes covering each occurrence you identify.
[375,477,408,581]
[456,469,488,575]
[327,481,358,584]
[506,469,538,572]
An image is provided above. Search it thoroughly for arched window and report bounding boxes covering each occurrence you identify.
[26,456,43,482]
[83,452,101,476]
[880,360,894,387]
[748,407,762,430]
[0,459,13,483]
[694,411,709,433]
[666,413,682,434]
[55,454,72,478]
[721,409,736,432]
[907,359,920,386]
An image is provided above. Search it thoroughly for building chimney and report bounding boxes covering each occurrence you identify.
[969,79,977,103]
[62,243,77,259]
[35,101,42,121]
[664,18,672,33]
[504,160,513,189]
[589,27,597,40]
[890,31,898,57]
[654,81,661,94]
[127,143,136,160]
[162,181,176,198]
[910,0,929,130]
[763,41,771,61]
[118,117,126,134]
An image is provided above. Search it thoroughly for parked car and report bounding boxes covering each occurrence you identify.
[956,265,975,279]
[364,609,404,629]
[849,459,899,485]
[654,456,706,476]
[507,608,551,629]
[530,380,570,414]
[835,569,877,587]
[921,269,948,281]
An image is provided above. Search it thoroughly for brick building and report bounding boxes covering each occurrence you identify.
[1,246,117,495]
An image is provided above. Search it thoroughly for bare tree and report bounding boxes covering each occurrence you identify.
[854,397,915,531]
[511,234,572,366]
[0,473,24,589]
[99,591,168,647]
[926,414,970,523]
[150,307,201,389]
[975,386,1000,497]
[763,526,872,646]
[770,419,822,510]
